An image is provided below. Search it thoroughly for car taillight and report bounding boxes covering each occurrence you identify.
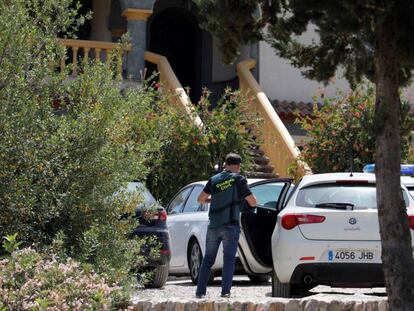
[158,210,167,221]
[142,210,167,221]
[281,214,326,230]
[409,215,414,230]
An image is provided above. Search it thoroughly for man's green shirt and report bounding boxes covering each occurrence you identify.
[203,170,252,228]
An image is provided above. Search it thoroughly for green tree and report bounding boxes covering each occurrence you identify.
[0,0,165,297]
[194,0,414,308]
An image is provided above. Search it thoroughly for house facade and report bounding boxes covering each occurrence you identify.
[84,0,349,103]
[64,0,319,178]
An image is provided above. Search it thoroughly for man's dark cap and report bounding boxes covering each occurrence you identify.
[225,153,242,165]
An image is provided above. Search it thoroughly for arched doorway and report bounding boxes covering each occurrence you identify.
[148,7,202,103]
[74,0,93,39]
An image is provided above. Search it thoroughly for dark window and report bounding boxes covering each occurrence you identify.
[167,187,192,215]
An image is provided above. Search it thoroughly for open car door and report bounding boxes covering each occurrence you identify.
[238,179,292,275]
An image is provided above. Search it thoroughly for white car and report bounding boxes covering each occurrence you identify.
[166,178,292,284]
[271,172,414,297]
[401,176,414,198]
[364,163,414,198]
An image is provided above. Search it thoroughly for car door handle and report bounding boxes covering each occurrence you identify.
[184,223,189,227]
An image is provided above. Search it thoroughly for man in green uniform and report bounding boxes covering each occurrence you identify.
[196,153,257,298]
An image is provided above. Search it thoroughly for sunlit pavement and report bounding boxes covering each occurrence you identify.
[133,275,387,303]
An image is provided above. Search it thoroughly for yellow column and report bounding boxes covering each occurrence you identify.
[121,8,152,21]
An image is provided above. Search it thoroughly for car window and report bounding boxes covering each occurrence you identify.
[126,182,156,205]
[406,186,414,198]
[167,186,192,215]
[250,182,287,210]
[283,183,298,208]
[183,186,204,213]
[296,183,410,209]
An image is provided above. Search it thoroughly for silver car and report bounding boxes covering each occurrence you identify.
[165,178,292,284]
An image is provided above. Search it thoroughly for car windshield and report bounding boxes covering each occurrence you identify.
[126,182,156,205]
[296,183,410,209]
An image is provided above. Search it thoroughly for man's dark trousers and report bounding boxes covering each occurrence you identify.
[195,223,240,296]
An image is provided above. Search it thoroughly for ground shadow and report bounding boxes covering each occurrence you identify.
[161,277,387,299]
[171,278,272,287]
[166,278,320,299]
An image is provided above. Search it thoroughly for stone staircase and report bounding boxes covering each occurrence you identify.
[246,147,279,179]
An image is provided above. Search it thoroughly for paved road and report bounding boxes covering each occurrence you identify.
[132,276,387,304]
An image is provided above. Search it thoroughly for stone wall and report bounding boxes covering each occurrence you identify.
[132,299,388,311]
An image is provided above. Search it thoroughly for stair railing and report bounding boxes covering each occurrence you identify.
[237,59,308,179]
[144,51,203,128]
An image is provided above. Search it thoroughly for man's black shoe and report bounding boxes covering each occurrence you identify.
[195,294,206,299]
[220,293,231,298]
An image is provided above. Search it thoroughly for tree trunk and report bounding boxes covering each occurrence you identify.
[375,22,414,311]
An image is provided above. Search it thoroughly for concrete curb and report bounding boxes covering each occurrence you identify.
[132,298,388,311]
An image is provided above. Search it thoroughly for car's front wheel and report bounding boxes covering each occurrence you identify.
[271,269,291,298]
[188,239,214,285]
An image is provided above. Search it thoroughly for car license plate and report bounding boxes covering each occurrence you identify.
[328,250,376,262]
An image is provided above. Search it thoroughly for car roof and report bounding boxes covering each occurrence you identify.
[300,172,414,187]
[187,178,265,187]
[401,176,414,186]
[300,172,376,186]
[189,173,412,187]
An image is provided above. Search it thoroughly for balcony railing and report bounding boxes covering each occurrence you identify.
[57,38,131,76]
[56,39,200,126]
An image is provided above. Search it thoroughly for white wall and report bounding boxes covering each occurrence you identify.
[259,40,414,104]
[259,40,349,103]
[90,0,112,42]
[212,37,249,82]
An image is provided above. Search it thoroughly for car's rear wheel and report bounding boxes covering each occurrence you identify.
[271,269,291,298]
[188,239,214,285]
[144,264,169,288]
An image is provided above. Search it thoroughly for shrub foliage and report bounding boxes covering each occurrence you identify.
[0,0,165,297]
[297,84,414,173]
[0,1,260,307]
[0,247,132,311]
[146,88,260,204]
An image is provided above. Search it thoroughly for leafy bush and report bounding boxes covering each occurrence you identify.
[0,247,133,311]
[1,234,23,257]
[0,4,260,307]
[296,83,414,173]
[146,88,260,204]
[0,0,168,296]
